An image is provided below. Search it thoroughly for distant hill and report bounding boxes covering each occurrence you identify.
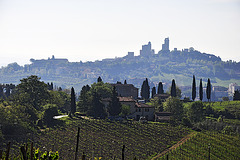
[0,44,240,93]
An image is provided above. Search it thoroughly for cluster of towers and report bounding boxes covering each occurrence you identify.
[126,38,170,58]
[138,38,170,57]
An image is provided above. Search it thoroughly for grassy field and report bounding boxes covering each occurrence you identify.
[154,131,240,160]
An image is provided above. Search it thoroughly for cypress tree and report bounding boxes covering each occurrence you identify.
[140,80,146,99]
[145,78,150,99]
[152,87,156,98]
[124,80,127,84]
[70,87,76,114]
[206,78,211,102]
[5,84,10,97]
[58,87,62,91]
[50,82,54,90]
[233,89,240,101]
[157,82,164,94]
[192,75,196,101]
[140,78,150,100]
[171,79,177,97]
[199,79,203,101]
[108,86,122,116]
[97,76,102,82]
[0,84,3,98]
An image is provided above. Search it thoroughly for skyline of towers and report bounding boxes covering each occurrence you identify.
[161,38,170,53]
[140,41,155,57]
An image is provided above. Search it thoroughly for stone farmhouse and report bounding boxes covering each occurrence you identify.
[102,97,155,121]
[110,83,138,99]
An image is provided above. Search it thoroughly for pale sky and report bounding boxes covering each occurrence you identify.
[0,0,240,67]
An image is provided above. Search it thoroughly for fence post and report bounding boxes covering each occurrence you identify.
[20,145,27,160]
[75,127,80,160]
[0,150,2,159]
[208,143,211,160]
[30,142,33,160]
[5,142,11,160]
[82,152,86,160]
[122,145,125,160]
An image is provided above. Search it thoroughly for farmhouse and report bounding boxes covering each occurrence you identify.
[111,83,138,99]
[102,96,155,121]
[131,102,155,121]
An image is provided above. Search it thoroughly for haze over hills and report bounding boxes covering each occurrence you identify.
[0,38,240,97]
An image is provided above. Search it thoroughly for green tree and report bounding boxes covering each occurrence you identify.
[90,82,112,98]
[77,85,91,113]
[49,90,70,113]
[97,76,102,82]
[120,104,131,118]
[88,91,106,118]
[199,79,203,101]
[164,97,183,121]
[0,103,32,136]
[42,104,59,127]
[206,78,211,102]
[0,85,4,99]
[222,97,229,101]
[233,89,240,101]
[151,87,156,98]
[192,75,196,101]
[13,75,50,110]
[157,82,164,94]
[108,86,122,116]
[171,79,177,97]
[149,97,163,112]
[70,87,76,115]
[141,78,150,100]
[188,101,204,122]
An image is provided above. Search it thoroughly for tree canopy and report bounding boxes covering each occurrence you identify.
[13,75,50,110]
[188,101,204,122]
[164,97,183,120]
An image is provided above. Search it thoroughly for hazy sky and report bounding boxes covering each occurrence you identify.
[0,0,240,67]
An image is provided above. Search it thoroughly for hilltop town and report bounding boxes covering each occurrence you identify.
[0,38,240,101]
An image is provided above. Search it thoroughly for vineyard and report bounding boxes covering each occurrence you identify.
[153,131,240,160]
[24,118,190,159]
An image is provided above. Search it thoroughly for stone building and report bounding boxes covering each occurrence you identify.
[111,83,138,99]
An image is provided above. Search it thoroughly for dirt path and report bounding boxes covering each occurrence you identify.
[151,132,197,160]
